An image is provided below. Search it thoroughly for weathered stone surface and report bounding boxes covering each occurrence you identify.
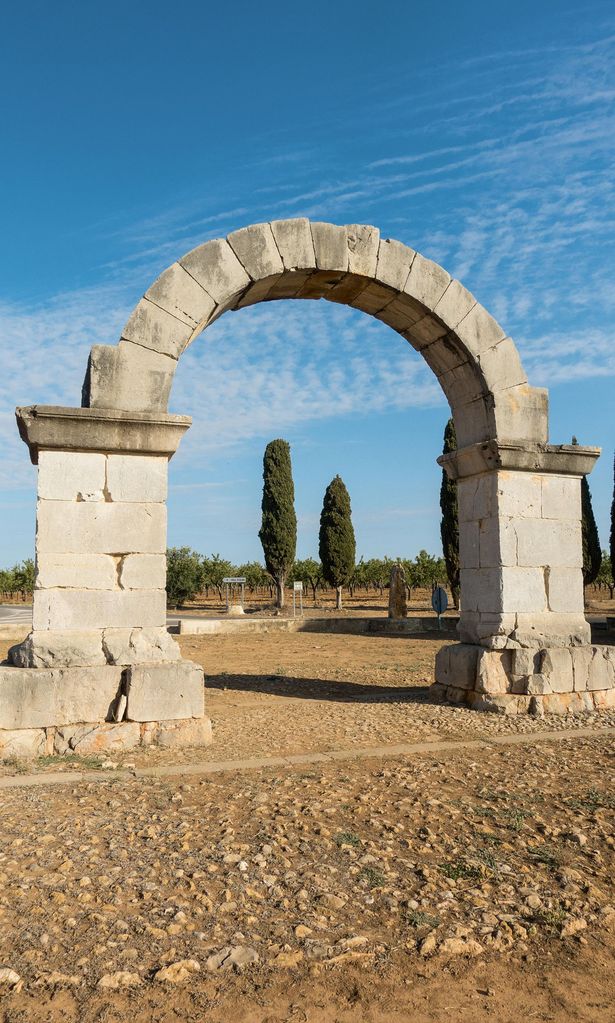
[346,224,380,276]
[180,238,250,307]
[9,630,106,668]
[388,563,408,619]
[38,451,106,502]
[434,644,478,690]
[55,721,141,755]
[106,454,167,503]
[126,661,204,721]
[404,252,450,309]
[86,341,176,413]
[121,298,192,360]
[33,589,166,631]
[0,665,124,729]
[36,553,117,590]
[145,261,216,329]
[154,716,213,748]
[102,627,180,665]
[270,218,316,270]
[119,553,166,590]
[228,222,284,280]
[36,501,166,556]
[0,727,47,760]
[476,650,513,694]
[376,238,415,290]
[310,222,348,272]
[541,475,581,520]
[433,279,476,328]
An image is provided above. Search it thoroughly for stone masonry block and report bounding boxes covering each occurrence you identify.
[121,298,192,360]
[452,396,492,447]
[33,589,166,631]
[375,294,425,333]
[9,629,106,668]
[346,224,380,276]
[228,222,284,280]
[36,553,117,590]
[515,519,582,569]
[586,648,614,691]
[87,340,176,413]
[459,568,502,613]
[433,279,476,329]
[539,648,574,693]
[126,661,204,721]
[106,454,168,503]
[477,337,527,391]
[154,716,213,748]
[455,302,506,356]
[0,665,124,729]
[56,721,141,755]
[438,362,485,406]
[546,567,585,614]
[375,238,415,290]
[351,281,396,315]
[459,520,480,569]
[495,471,542,519]
[120,553,166,590]
[512,612,591,648]
[404,252,450,309]
[270,218,316,270]
[102,626,180,665]
[36,501,166,555]
[0,728,48,760]
[476,650,513,694]
[434,644,479,689]
[492,385,549,445]
[512,648,541,676]
[38,451,106,501]
[458,475,497,523]
[180,238,250,307]
[541,475,581,521]
[310,222,349,272]
[145,261,217,329]
[501,567,547,613]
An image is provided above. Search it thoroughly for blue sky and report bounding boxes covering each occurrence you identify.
[1,1,614,566]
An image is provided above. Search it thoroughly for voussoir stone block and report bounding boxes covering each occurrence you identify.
[310,222,349,272]
[180,238,250,307]
[433,279,476,329]
[102,626,180,665]
[228,223,284,280]
[87,341,176,413]
[0,665,124,729]
[346,224,380,277]
[492,384,549,445]
[38,451,106,502]
[455,302,506,356]
[121,298,192,360]
[376,238,415,291]
[126,661,204,721]
[33,589,166,631]
[9,630,106,668]
[270,218,316,270]
[119,553,166,590]
[404,252,450,309]
[145,261,216,329]
[106,454,168,503]
[36,501,166,555]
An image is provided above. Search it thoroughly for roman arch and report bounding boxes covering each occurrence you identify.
[3,219,614,758]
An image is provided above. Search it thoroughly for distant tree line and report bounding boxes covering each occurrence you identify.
[0,560,35,601]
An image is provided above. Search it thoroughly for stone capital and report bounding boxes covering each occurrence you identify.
[16,405,191,464]
[439,439,600,481]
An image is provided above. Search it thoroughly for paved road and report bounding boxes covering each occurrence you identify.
[0,605,186,629]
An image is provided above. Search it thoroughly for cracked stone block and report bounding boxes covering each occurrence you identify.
[126,661,204,721]
[102,627,180,665]
[38,451,106,502]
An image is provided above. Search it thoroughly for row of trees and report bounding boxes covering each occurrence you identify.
[166,548,449,609]
[0,560,35,601]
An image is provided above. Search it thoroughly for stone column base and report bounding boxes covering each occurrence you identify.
[433,643,615,715]
[0,659,212,759]
[0,716,213,760]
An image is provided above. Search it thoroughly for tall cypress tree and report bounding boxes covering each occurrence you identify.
[439,417,460,608]
[319,475,356,611]
[610,452,615,596]
[259,439,297,609]
[572,437,601,587]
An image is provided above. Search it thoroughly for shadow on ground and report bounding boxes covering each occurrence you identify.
[205,673,435,704]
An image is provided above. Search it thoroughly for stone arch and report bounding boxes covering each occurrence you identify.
[9,217,611,763]
[82,219,547,450]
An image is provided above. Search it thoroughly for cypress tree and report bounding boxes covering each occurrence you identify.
[319,475,356,610]
[439,417,460,608]
[572,437,601,587]
[605,452,609,597]
[258,439,297,609]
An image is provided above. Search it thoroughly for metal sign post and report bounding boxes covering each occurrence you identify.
[293,580,303,618]
[431,585,449,630]
[222,576,246,612]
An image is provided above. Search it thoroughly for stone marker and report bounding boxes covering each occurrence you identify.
[388,562,408,620]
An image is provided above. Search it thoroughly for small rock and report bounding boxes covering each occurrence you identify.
[37,972,81,988]
[206,946,259,972]
[0,968,22,989]
[295,925,312,939]
[97,971,142,989]
[561,918,587,939]
[318,893,347,911]
[273,950,304,968]
[439,938,483,957]
[526,894,543,910]
[154,959,201,984]
[420,934,437,957]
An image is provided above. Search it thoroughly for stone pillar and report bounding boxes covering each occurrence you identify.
[433,440,615,714]
[0,406,211,759]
